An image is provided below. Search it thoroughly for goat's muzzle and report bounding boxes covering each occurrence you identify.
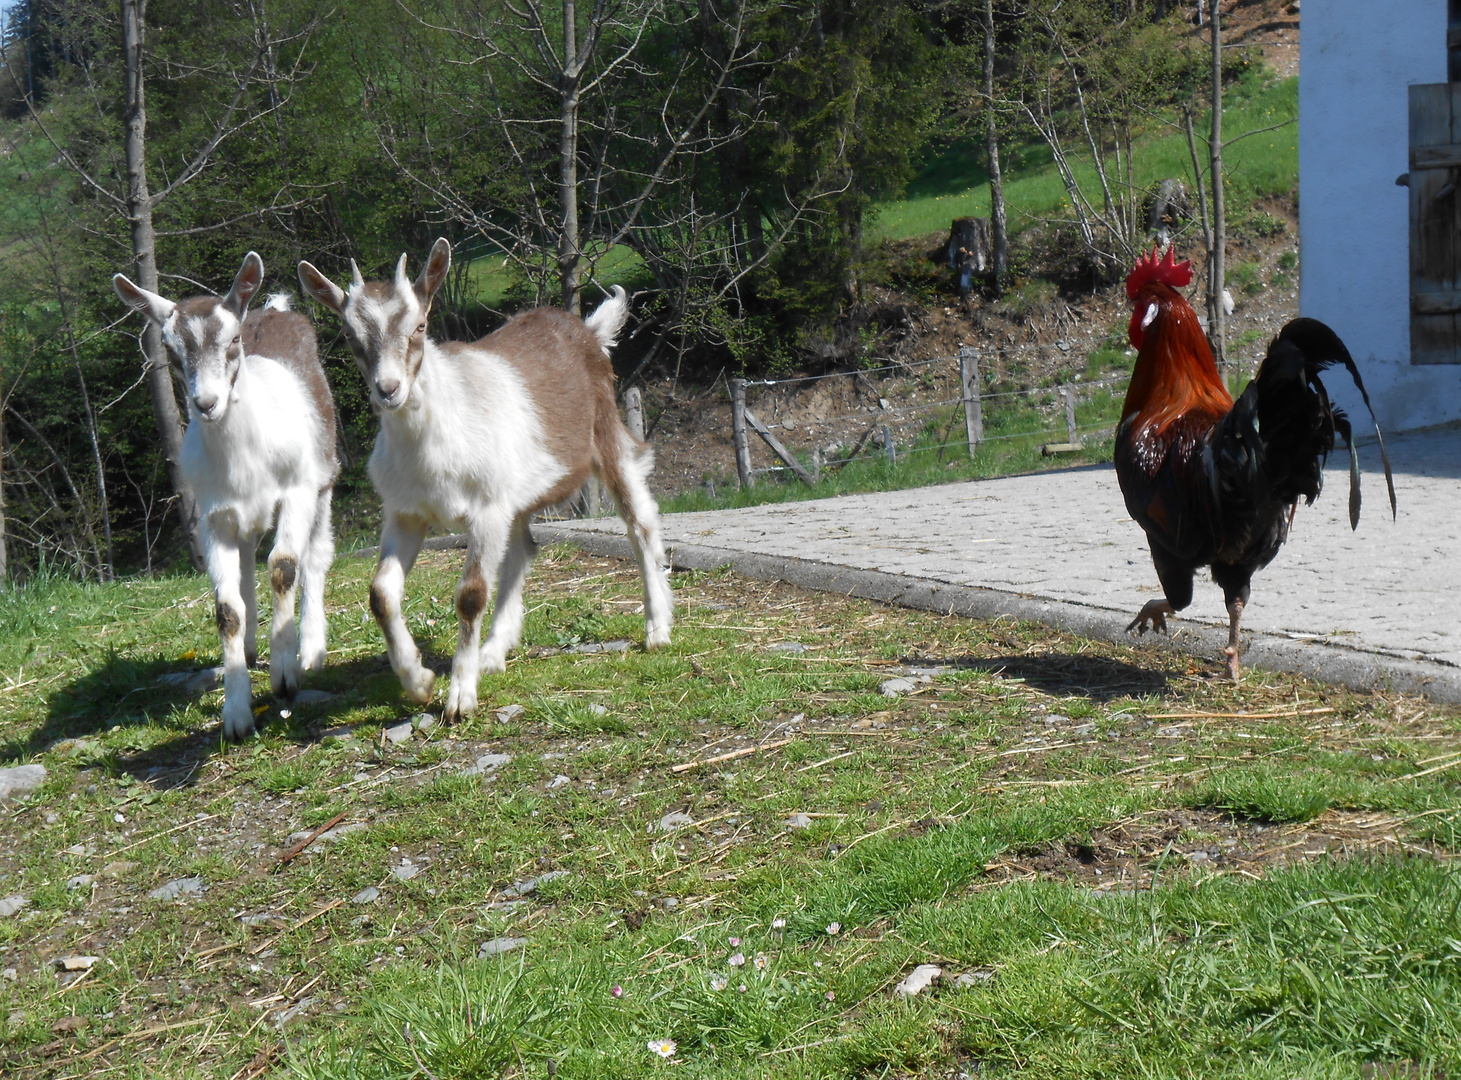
[194,394,221,420]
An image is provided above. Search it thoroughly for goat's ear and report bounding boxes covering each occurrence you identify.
[298,261,347,314]
[112,273,176,325]
[223,251,265,317]
[414,238,451,307]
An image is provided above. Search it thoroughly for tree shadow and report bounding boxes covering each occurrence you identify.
[5,646,441,785]
[908,652,1169,703]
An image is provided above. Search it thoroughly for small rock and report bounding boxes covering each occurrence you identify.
[65,875,95,891]
[1044,714,1069,725]
[390,860,420,881]
[954,969,995,988]
[1,968,15,981]
[0,896,28,918]
[587,703,608,716]
[568,640,631,655]
[1070,723,1096,735]
[274,997,314,1026]
[51,1015,88,1034]
[495,704,525,724]
[499,870,570,899]
[100,861,137,879]
[461,752,512,777]
[383,721,414,745]
[894,964,942,999]
[546,774,571,790]
[477,937,527,959]
[658,811,693,831]
[53,956,98,972]
[292,689,336,707]
[0,765,46,801]
[784,813,813,830]
[768,642,807,654]
[318,725,356,742]
[1156,725,1189,738]
[660,897,680,910]
[238,914,285,927]
[412,715,436,734]
[880,678,916,697]
[148,877,203,901]
[351,887,380,905]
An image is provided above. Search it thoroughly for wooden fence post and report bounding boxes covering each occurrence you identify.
[625,386,644,443]
[883,425,895,465]
[731,378,753,490]
[1062,385,1078,444]
[959,346,983,458]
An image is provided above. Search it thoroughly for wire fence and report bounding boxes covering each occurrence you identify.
[729,345,1129,485]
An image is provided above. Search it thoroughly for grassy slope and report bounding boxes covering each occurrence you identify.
[0,548,1459,1078]
[870,74,1298,242]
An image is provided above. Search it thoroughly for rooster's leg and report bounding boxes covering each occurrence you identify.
[1224,597,1245,680]
[1126,599,1174,635]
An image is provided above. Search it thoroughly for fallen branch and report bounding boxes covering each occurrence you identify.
[275,811,347,867]
[671,738,795,774]
[251,897,345,956]
[1144,708,1336,720]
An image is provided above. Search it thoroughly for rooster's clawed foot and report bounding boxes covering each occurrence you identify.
[1126,599,1174,636]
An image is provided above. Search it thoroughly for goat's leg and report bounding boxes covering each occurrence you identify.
[371,513,434,705]
[446,513,510,722]
[602,447,673,649]
[297,487,335,673]
[480,515,537,676]
[207,525,256,741]
[241,534,260,669]
[266,490,318,700]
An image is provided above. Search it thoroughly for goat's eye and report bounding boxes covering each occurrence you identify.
[414,322,426,336]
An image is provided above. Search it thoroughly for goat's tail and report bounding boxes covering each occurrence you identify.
[263,292,293,313]
[584,286,629,353]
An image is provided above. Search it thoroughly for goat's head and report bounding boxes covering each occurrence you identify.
[113,252,265,423]
[298,239,451,413]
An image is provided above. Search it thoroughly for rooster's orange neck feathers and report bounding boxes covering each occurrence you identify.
[1121,282,1232,435]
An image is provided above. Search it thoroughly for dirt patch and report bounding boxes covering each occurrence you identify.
[980,807,1423,891]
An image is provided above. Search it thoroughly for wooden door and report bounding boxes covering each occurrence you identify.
[1410,82,1461,364]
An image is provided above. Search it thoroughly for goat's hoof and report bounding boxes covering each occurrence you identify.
[299,642,327,672]
[444,682,478,722]
[401,666,436,705]
[221,702,257,742]
[271,664,302,701]
[479,646,508,675]
[645,624,672,650]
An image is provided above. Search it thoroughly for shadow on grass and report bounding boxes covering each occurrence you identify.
[923,652,1169,703]
[4,647,436,781]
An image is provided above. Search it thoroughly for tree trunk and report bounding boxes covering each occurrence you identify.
[122,0,205,570]
[0,320,7,587]
[558,0,582,315]
[1208,0,1227,380]
[983,0,1007,294]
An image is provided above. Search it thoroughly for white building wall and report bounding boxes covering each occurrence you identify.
[1299,0,1461,432]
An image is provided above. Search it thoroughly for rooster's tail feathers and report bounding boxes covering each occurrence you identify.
[1273,318,1396,527]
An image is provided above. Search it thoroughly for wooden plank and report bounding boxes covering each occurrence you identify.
[743,408,817,486]
[1413,290,1461,315]
[1410,144,1461,169]
[1410,83,1460,364]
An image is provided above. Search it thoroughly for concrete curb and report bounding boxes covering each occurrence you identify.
[528,523,1461,706]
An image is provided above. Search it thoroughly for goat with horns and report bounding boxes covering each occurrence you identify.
[114,253,338,740]
[298,239,673,721]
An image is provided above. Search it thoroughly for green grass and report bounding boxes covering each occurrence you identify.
[1,544,1460,1078]
[870,73,1298,243]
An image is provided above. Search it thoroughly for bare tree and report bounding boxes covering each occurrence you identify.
[982,0,1007,293]
[17,0,318,569]
[1206,0,1226,377]
[377,0,846,329]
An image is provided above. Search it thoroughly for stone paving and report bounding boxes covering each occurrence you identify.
[561,423,1461,673]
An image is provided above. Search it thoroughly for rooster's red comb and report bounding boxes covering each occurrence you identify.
[1126,247,1193,300]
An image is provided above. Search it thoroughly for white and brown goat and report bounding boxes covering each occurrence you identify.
[298,238,672,721]
[114,254,338,740]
